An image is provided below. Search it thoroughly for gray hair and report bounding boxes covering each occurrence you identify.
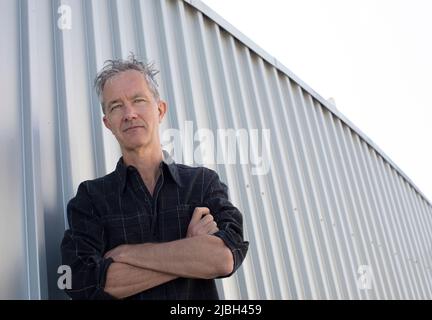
[94,54,160,113]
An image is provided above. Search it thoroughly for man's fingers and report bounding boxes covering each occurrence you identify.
[200,214,214,225]
[188,222,219,237]
[191,214,214,232]
[207,221,219,235]
[187,207,220,237]
[200,220,218,235]
[190,207,210,225]
[186,207,219,237]
[210,226,219,235]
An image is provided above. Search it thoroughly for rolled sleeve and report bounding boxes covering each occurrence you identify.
[202,170,249,278]
[60,182,116,300]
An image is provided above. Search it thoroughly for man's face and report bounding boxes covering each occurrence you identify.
[102,70,166,152]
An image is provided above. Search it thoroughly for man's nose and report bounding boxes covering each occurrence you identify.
[123,103,137,121]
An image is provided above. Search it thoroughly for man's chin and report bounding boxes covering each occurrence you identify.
[121,140,151,152]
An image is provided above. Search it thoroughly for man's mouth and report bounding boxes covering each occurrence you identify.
[124,126,144,132]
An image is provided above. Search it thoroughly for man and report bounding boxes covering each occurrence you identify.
[60,56,249,299]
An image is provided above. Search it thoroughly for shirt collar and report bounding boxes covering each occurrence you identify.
[161,150,183,187]
[115,150,182,193]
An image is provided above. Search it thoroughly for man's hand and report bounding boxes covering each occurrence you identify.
[104,244,131,263]
[186,207,219,238]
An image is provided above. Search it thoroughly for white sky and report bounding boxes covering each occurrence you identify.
[202,0,432,202]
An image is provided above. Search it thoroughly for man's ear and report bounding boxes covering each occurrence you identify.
[158,100,167,123]
[103,115,112,131]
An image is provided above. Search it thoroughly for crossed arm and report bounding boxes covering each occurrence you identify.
[103,207,234,299]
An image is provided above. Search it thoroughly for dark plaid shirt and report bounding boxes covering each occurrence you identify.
[60,153,249,300]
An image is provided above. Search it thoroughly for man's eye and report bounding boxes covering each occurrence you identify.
[110,105,121,111]
[134,98,145,103]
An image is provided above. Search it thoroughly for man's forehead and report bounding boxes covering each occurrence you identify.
[105,69,145,88]
[103,70,151,98]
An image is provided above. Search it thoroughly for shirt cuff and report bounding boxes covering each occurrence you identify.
[212,230,249,278]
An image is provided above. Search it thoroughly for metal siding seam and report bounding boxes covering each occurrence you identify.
[256,59,304,299]
[415,192,432,297]
[390,172,422,298]
[341,125,378,300]
[158,0,192,160]
[291,83,338,299]
[156,0,185,132]
[284,77,322,299]
[270,68,307,299]
[260,60,298,299]
[92,0,122,173]
[388,164,422,298]
[371,150,406,298]
[213,24,258,300]
[132,0,147,61]
[413,193,432,297]
[420,198,432,272]
[405,180,432,297]
[192,10,246,299]
[194,7,216,165]
[381,161,417,298]
[280,77,322,299]
[212,29,264,299]
[112,0,138,57]
[396,176,428,298]
[298,91,350,299]
[82,0,106,178]
[51,0,72,231]
[373,153,412,298]
[65,0,95,185]
[294,89,342,299]
[389,168,419,299]
[174,0,200,118]
[302,95,355,299]
[245,54,292,299]
[275,72,315,299]
[417,197,432,291]
[329,118,379,299]
[349,138,388,298]
[165,2,187,130]
[353,134,393,298]
[107,0,120,58]
[401,183,427,298]
[315,102,369,298]
[235,47,276,299]
[360,144,400,298]
[312,102,366,299]
[228,39,275,299]
[137,0,164,74]
[19,0,36,299]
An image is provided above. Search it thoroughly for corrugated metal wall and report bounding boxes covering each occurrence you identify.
[1,0,431,299]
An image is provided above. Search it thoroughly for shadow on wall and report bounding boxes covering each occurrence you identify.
[45,206,69,300]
